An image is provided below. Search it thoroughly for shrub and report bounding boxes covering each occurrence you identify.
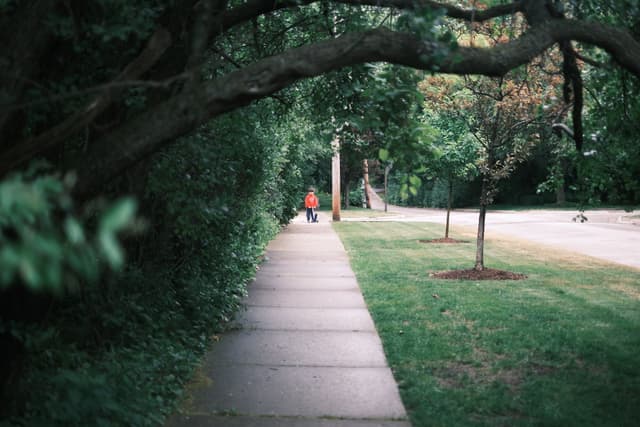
[1,108,305,426]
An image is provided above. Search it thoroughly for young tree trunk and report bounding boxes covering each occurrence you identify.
[384,163,392,213]
[475,172,490,271]
[556,183,566,204]
[332,138,341,221]
[475,202,487,271]
[445,179,453,239]
[363,159,371,208]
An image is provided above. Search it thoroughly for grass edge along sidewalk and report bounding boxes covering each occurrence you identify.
[333,221,640,427]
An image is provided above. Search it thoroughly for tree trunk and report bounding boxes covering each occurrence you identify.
[445,179,453,239]
[332,138,341,221]
[0,0,55,149]
[474,202,487,271]
[556,182,566,204]
[384,165,390,213]
[475,170,491,271]
[363,159,371,208]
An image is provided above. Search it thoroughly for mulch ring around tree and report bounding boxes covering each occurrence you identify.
[430,268,527,280]
[418,238,469,244]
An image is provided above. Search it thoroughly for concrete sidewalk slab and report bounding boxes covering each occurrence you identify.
[236,306,376,331]
[166,211,410,427]
[245,289,366,308]
[258,263,357,277]
[189,365,407,419]
[206,330,388,367]
[251,275,360,291]
[171,415,409,427]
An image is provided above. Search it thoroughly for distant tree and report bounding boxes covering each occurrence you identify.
[424,113,479,238]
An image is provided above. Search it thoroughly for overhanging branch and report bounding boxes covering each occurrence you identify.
[54,19,640,197]
[215,0,523,40]
[0,28,172,176]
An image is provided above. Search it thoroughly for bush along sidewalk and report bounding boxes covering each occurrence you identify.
[0,110,305,426]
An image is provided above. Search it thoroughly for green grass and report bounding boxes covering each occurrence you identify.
[333,221,640,427]
[315,193,395,218]
[337,208,398,219]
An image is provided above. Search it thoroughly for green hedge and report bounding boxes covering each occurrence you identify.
[0,109,305,426]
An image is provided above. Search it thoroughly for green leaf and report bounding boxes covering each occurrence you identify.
[379,148,390,161]
[99,232,124,270]
[99,198,137,233]
[19,256,41,290]
[64,217,85,244]
[409,175,422,188]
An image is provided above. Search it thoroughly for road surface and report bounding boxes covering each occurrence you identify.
[355,189,640,270]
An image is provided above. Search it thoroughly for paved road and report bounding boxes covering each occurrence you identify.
[361,189,640,270]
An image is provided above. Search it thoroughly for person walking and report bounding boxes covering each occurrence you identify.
[304,188,319,223]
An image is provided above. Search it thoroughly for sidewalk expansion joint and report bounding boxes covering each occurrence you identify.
[245,304,367,309]
[241,306,370,311]
[182,411,409,422]
[235,327,377,333]
[209,362,392,369]
[247,288,361,293]
[257,273,357,278]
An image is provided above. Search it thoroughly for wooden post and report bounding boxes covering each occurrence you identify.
[363,159,371,209]
[332,137,341,221]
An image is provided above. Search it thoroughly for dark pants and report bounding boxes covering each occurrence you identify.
[306,207,317,222]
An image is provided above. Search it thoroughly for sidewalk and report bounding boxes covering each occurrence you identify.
[165,211,410,427]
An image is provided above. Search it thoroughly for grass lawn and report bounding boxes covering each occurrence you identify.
[333,221,640,427]
[336,208,398,219]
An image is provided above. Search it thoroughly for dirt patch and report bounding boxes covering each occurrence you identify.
[531,363,556,376]
[430,268,527,280]
[435,361,523,392]
[419,237,469,244]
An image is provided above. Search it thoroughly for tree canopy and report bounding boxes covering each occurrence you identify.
[2,0,640,198]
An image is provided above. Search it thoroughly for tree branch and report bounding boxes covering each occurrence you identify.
[574,51,607,68]
[184,0,228,89]
[52,19,640,197]
[0,0,56,146]
[215,0,523,40]
[0,28,172,175]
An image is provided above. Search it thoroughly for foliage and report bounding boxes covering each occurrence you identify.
[363,64,435,201]
[574,68,640,205]
[335,221,640,427]
[0,101,311,426]
[0,167,136,295]
[348,182,366,207]
[389,176,480,209]
[6,0,166,137]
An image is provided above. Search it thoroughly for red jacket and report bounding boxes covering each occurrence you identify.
[304,192,318,208]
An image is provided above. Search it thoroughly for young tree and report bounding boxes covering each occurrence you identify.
[422,4,567,269]
[424,113,479,239]
[466,76,543,270]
